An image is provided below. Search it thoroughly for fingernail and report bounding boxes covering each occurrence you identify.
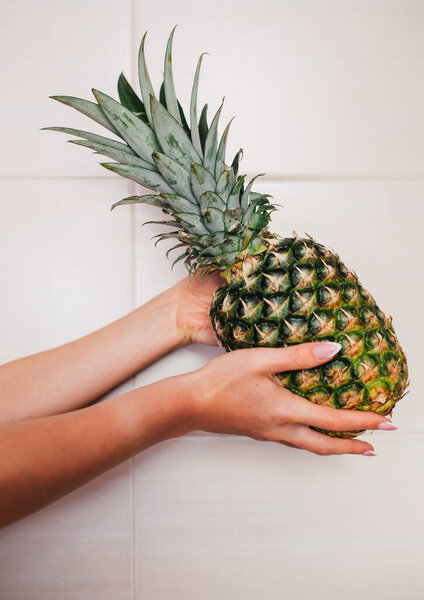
[313,342,342,359]
[362,450,377,456]
[377,422,399,431]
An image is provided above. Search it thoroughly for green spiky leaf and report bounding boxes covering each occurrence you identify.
[150,96,201,170]
[240,174,265,209]
[203,99,224,175]
[174,212,210,235]
[117,72,148,122]
[101,162,173,193]
[92,89,160,164]
[231,149,243,177]
[216,168,236,202]
[49,96,120,136]
[111,195,166,211]
[69,139,154,169]
[200,190,226,212]
[248,212,269,230]
[227,176,245,210]
[215,117,234,180]
[152,151,197,203]
[42,126,131,152]
[190,163,216,200]
[163,26,181,124]
[161,193,200,214]
[190,54,206,157]
[138,32,156,126]
[198,104,208,153]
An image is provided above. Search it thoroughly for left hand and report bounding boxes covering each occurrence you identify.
[170,272,224,346]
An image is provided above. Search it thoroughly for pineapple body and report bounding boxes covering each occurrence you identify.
[210,236,408,438]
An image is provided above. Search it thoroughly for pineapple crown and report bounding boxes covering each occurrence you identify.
[43,27,276,273]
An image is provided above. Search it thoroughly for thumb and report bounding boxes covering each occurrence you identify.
[252,341,342,374]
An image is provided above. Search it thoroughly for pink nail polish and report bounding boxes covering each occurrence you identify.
[362,450,377,456]
[377,422,399,431]
[313,342,342,359]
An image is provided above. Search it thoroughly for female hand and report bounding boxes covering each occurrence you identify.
[170,272,223,346]
[184,341,396,455]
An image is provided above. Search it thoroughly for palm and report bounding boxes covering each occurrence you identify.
[173,272,224,346]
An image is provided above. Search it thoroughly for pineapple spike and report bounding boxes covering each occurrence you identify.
[163,25,182,125]
[215,117,236,180]
[203,98,225,175]
[110,195,166,211]
[152,232,180,246]
[171,250,189,269]
[190,53,208,158]
[166,242,186,258]
[241,174,266,209]
[41,126,134,154]
[138,31,156,126]
[69,139,153,169]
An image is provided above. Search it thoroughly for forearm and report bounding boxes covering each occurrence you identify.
[0,287,183,425]
[0,376,191,527]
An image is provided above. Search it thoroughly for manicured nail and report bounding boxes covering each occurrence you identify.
[377,422,399,431]
[313,342,342,359]
[362,450,377,456]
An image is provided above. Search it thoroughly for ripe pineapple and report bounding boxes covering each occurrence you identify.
[45,28,408,437]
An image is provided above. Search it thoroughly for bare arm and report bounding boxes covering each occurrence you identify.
[0,274,221,426]
[0,376,189,527]
[0,342,395,527]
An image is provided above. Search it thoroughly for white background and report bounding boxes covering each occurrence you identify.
[0,1,423,598]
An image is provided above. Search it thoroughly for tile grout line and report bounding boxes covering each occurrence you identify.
[129,1,137,599]
[2,175,424,182]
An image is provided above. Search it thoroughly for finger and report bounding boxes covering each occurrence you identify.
[283,423,375,456]
[249,341,342,374]
[283,392,396,432]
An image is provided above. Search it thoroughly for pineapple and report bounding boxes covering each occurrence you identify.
[44,28,408,437]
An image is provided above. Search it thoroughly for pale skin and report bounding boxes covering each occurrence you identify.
[0,274,397,527]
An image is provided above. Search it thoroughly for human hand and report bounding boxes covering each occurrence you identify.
[170,272,224,346]
[183,341,396,455]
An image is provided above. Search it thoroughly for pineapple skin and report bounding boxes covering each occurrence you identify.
[210,236,408,438]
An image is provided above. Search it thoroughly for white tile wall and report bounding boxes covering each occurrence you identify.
[0,463,133,600]
[133,0,424,178]
[0,178,133,362]
[1,2,423,599]
[134,434,424,600]
[0,0,132,178]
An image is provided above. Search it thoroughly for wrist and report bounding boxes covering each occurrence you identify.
[174,369,211,433]
[112,375,197,454]
[155,285,189,349]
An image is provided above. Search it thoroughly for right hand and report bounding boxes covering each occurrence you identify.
[184,341,395,456]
